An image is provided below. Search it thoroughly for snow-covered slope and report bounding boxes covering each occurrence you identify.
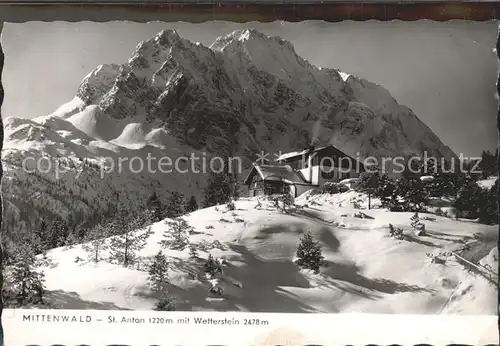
[2,28,456,236]
[37,195,497,314]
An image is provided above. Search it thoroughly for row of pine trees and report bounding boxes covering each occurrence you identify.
[2,169,240,308]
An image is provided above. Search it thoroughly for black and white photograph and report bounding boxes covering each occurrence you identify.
[0,20,498,318]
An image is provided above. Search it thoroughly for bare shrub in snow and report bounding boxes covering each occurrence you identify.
[204,254,223,277]
[353,211,374,219]
[234,217,245,223]
[154,294,176,311]
[226,200,236,211]
[219,217,232,223]
[281,193,295,212]
[426,252,450,264]
[320,182,349,194]
[382,196,411,212]
[206,225,215,229]
[255,199,262,209]
[272,194,295,213]
[296,232,324,274]
[160,218,192,251]
[272,196,281,209]
[209,284,223,296]
[388,224,404,240]
[435,207,448,217]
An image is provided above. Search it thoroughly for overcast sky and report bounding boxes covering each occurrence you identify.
[1,20,497,156]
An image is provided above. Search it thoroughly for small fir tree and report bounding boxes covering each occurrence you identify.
[159,218,191,251]
[410,212,426,235]
[478,149,498,179]
[189,244,199,259]
[109,207,153,266]
[354,171,380,209]
[34,218,49,253]
[202,172,234,207]
[388,223,404,240]
[185,196,199,213]
[454,178,483,218]
[147,192,164,222]
[82,222,110,263]
[154,293,175,311]
[64,230,80,249]
[204,254,223,277]
[164,192,185,218]
[147,250,170,293]
[410,212,421,229]
[8,242,45,306]
[478,179,499,224]
[296,232,324,273]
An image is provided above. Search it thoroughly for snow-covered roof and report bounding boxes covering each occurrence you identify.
[244,164,311,185]
[275,146,328,161]
[275,145,360,166]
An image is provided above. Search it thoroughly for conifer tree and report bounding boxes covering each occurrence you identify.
[164,192,185,218]
[147,192,164,222]
[479,149,498,179]
[354,171,380,209]
[203,173,231,207]
[109,207,153,266]
[479,179,499,225]
[154,293,175,311]
[148,250,170,292]
[185,195,199,213]
[296,232,323,273]
[147,251,175,311]
[189,244,199,259]
[410,212,421,229]
[64,231,80,249]
[82,222,110,263]
[204,254,223,277]
[34,218,49,253]
[159,218,191,251]
[454,178,483,218]
[396,176,428,211]
[8,241,45,306]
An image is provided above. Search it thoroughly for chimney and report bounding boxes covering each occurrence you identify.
[303,145,315,153]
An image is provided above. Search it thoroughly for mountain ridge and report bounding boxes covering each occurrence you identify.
[2,27,456,237]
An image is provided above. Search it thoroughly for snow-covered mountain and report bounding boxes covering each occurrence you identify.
[2,28,456,235]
